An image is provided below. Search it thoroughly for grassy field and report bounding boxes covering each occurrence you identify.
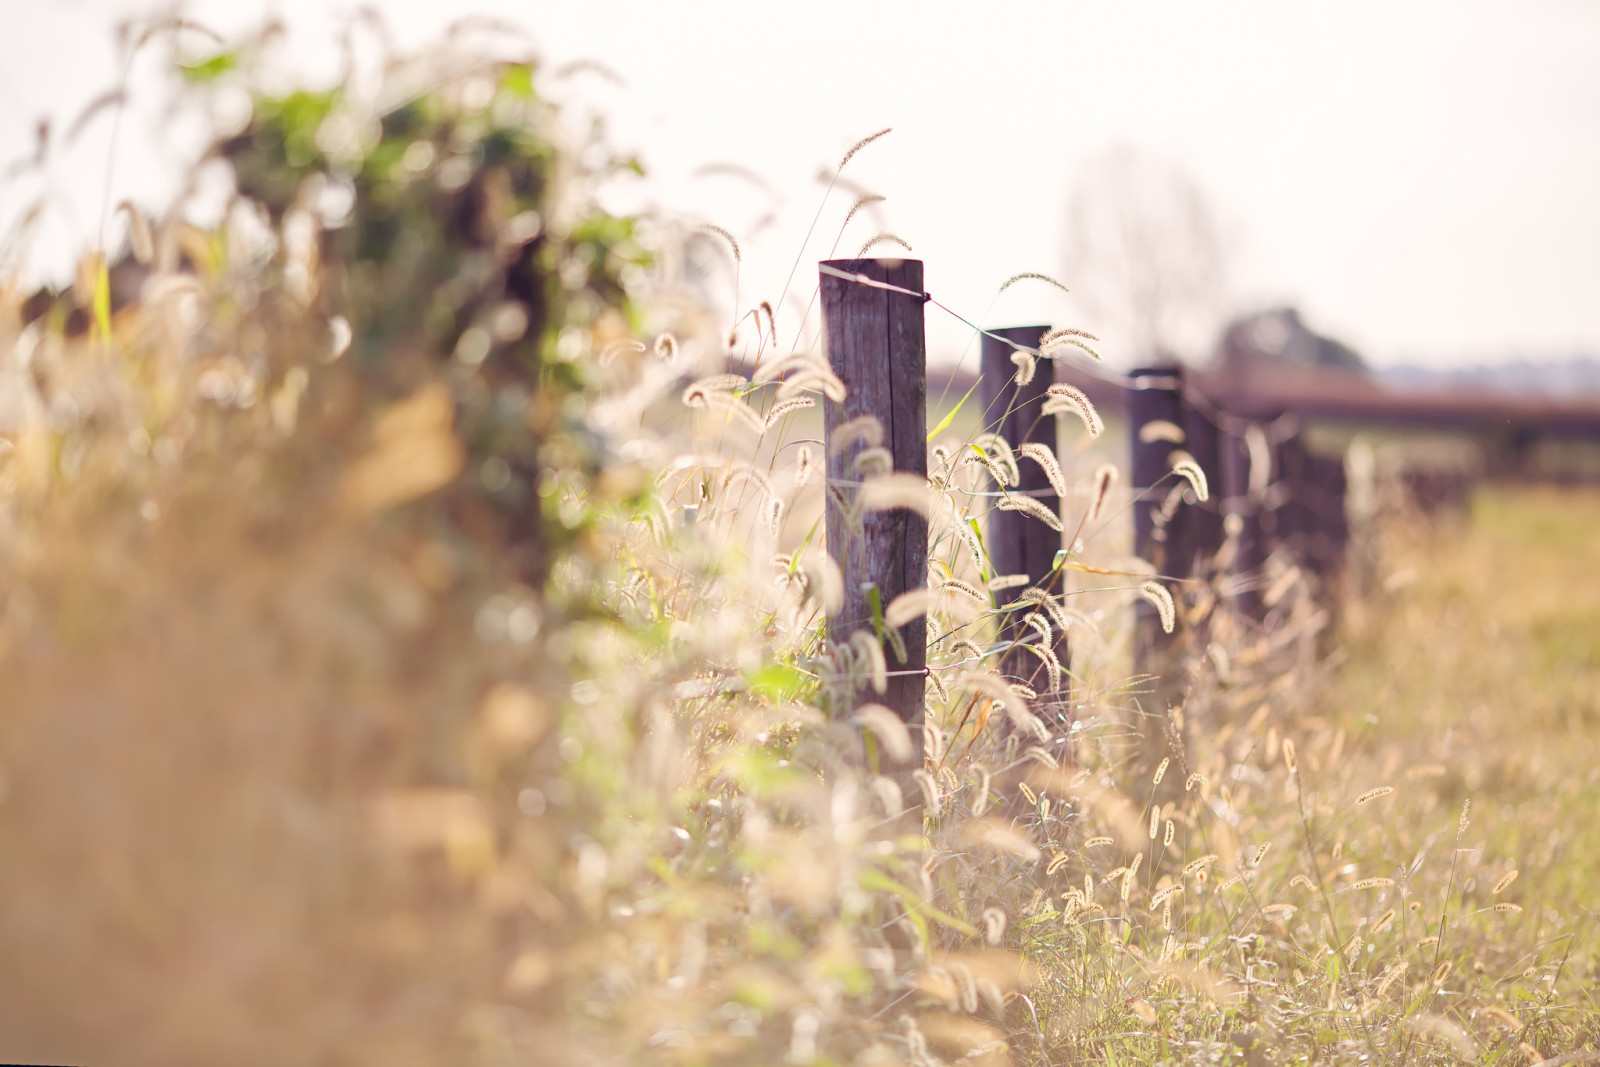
[3,35,1599,1064]
[1331,486,1600,1039]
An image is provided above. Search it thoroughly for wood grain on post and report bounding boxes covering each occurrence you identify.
[820,258,928,779]
[979,325,1067,698]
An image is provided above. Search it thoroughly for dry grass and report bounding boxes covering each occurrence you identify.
[0,23,1597,1067]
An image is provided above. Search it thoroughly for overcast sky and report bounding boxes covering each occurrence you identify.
[3,0,1598,369]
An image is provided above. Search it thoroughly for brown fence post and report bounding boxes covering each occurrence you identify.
[1129,362,1190,618]
[1128,362,1189,778]
[1219,419,1267,621]
[980,325,1068,709]
[1183,402,1225,575]
[820,258,928,782]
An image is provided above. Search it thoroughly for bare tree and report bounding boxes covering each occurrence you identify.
[1061,146,1231,363]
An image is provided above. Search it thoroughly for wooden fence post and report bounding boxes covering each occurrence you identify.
[1129,362,1190,612]
[1219,420,1267,621]
[980,325,1068,705]
[1128,362,1189,779]
[820,258,929,780]
[1183,402,1225,574]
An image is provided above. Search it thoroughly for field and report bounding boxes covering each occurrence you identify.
[1,37,1598,1067]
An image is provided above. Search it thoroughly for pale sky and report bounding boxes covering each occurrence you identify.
[3,0,1598,369]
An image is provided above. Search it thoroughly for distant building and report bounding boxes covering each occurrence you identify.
[1213,306,1366,375]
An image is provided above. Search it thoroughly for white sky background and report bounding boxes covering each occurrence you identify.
[2,0,1598,370]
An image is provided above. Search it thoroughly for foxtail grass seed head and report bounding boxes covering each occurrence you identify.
[759,300,777,345]
[1169,451,1209,502]
[968,444,1015,489]
[795,445,813,486]
[1282,738,1298,775]
[1493,870,1519,895]
[941,577,986,605]
[1185,773,1207,792]
[1458,798,1472,839]
[762,396,815,430]
[839,127,891,170]
[997,271,1070,295]
[697,223,741,263]
[1149,806,1160,840]
[1374,961,1408,1000]
[858,233,911,258]
[1019,782,1038,806]
[1373,908,1397,933]
[1043,383,1104,437]
[598,338,645,366]
[1121,868,1134,903]
[1047,852,1070,876]
[1355,786,1394,806]
[981,906,1006,946]
[1010,350,1037,386]
[1353,877,1396,890]
[853,446,894,477]
[1431,961,1453,986]
[1027,642,1063,693]
[1089,463,1119,521]
[1252,842,1272,865]
[1139,581,1176,634]
[1041,326,1098,348]
[997,494,1063,532]
[1137,420,1185,445]
[1290,874,1314,892]
[1128,853,1142,878]
[1083,836,1113,849]
[118,200,156,264]
[830,415,884,456]
[840,193,885,231]
[1494,902,1523,913]
[1184,854,1218,876]
[1017,442,1068,498]
[655,332,679,362]
[1041,333,1103,361]
[1152,757,1170,786]
[1164,819,1175,847]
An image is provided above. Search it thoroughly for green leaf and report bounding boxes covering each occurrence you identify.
[857,868,979,938]
[790,517,821,576]
[865,583,885,642]
[927,378,979,442]
[179,51,237,82]
[500,64,534,99]
[92,256,111,339]
[745,662,808,702]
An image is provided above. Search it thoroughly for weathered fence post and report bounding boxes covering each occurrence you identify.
[1128,362,1189,778]
[1129,362,1190,618]
[1219,419,1268,621]
[980,325,1068,704]
[1183,402,1225,574]
[820,258,928,782]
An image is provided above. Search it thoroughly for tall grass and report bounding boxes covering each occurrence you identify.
[0,22,1594,1067]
